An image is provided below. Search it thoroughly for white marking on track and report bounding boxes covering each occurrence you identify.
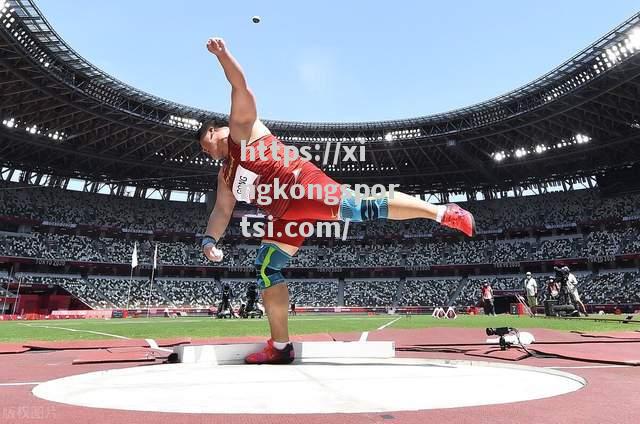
[71,319,202,325]
[20,324,130,340]
[0,382,43,386]
[359,332,369,342]
[545,365,634,369]
[377,317,401,331]
[145,338,174,353]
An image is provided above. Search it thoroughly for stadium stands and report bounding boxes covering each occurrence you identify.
[343,279,399,307]
[287,280,339,307]
[1,185,640,309]
[2,226,639,268]
[399,278,461,306]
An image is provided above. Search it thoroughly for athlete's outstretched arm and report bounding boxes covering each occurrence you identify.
[203,169,237,262]
[206,37,257,127]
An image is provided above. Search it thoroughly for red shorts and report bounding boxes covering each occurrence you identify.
[264,164,343,248]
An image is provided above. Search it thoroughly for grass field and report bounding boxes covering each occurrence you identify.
[1,314,638,343]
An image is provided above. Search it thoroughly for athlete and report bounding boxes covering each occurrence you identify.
[198,37,476,364]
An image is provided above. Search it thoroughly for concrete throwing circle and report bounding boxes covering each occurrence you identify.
[33,358,585,414]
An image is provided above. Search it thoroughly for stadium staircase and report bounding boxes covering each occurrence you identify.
[82,278,117,309]
[152,281,175,308]
[393,278,405,307]
[0,285,15,298]
[447,278,469,307]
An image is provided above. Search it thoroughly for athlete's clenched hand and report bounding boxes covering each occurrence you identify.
[206,37,227,57]
[203,244,224,262]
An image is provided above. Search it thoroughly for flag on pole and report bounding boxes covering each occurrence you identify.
[153,243,158,269]
[131,242,138,269]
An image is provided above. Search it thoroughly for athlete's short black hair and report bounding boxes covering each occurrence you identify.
[195,120,218,141]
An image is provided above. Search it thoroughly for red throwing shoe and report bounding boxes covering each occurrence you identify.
[441,203,476,237]
[245,339,295,365]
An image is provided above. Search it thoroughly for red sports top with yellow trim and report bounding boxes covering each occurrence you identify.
[221,134,309,219]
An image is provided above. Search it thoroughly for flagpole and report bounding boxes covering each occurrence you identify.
[147,244,157,319]
[126,266,134,311]
[127,242,138,311]
[1,266,11,316]
[1,283,7,315]
[12,277,22,316]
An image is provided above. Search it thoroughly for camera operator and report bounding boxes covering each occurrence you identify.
[547,277,559,299]
[555,266,588,317]
[245,283,257,308]
[218,283,235,318]
[245,282,262,317]
[524,272,538,316]
[480,281,496,316]
[563,266,589,317]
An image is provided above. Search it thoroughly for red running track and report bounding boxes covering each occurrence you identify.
[1,328,639,424]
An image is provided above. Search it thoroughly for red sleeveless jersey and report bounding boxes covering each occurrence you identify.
[481,287,493,300]
[221,134,308,219]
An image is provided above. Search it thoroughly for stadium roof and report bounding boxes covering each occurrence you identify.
[1,0,640,193]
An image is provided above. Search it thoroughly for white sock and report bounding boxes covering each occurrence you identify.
[272,340,289,350]
[435,205,447,223]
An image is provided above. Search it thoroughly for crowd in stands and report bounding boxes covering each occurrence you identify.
[621,228,640,255]
[3,181,640,236]
[404,241,446,266]
[399,278,460,306]
[287,280,339,307]
[0,275,13,299]
[532,237,578,260]
[0,182,207,233]
[2,183,640,309]
[583,231,624,257]
[3,271,639,309]
[156,279,218,308]
[454,280,482,307]
[1,226,639,268]
[492,240,531,262]
[343,279,399,307]
[88,278,166,309]
[578,271,640,305]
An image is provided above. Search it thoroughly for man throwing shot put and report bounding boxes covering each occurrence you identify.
[198,37,476,364]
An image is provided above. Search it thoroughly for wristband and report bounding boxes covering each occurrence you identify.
[202,235,218,248]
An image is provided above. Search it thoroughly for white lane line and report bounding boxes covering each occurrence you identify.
[0,382,43,386]
[376,317,402,331]
[359,332,369,342]
[20,324,130,340]
[80,319,202,325]
[545,365,634,369]
[209,317,391,322]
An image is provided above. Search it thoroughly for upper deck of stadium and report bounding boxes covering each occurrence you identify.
[1,0,639,193]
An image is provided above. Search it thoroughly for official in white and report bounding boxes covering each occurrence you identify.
[524,272,538,315]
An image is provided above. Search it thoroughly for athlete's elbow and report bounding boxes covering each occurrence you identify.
[229,78,250,93]
[230,114,257,128]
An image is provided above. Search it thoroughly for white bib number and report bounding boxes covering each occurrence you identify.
[232,165,258,203]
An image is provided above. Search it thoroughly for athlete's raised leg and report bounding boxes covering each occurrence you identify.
[338,189,476,237]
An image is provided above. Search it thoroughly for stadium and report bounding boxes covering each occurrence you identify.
[1,1,640,423]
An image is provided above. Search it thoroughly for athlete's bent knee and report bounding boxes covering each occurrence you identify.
[254,243,292,290]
